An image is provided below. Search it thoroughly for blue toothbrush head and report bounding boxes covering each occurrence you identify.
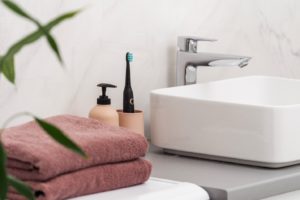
[126,52,133,62]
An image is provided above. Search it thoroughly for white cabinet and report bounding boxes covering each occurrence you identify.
[70,177,209,200]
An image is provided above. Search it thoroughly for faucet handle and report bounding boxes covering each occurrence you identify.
[177,36,217,53]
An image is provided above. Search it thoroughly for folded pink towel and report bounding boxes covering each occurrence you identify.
[8,158,152,200]
[3,115,148,181]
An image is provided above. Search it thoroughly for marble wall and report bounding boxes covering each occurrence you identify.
[1,0,300,137]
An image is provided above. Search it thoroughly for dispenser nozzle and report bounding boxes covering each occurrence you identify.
[96,83,117,105]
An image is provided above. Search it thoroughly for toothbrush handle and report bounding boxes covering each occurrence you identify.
[123,86,134,113]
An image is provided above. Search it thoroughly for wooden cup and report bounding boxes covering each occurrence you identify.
[117,110,144,136]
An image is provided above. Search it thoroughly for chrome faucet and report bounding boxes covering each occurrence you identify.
[176,36,251,85]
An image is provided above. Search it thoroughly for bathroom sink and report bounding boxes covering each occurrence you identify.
[150,76,300,168]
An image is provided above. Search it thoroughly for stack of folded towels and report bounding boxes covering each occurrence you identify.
[2,115,152,200]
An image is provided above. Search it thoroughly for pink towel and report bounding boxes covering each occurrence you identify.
[3,115,148,181]
[8,158,152,200]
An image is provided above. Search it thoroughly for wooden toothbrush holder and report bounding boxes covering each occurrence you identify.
[117,110,144,136]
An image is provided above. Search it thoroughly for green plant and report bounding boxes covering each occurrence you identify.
[0,1,86,200]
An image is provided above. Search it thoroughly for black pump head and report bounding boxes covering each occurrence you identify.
[97,83,117,105]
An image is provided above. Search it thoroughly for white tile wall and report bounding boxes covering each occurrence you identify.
[1,0,300,137]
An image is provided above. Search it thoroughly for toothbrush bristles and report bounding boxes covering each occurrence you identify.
[127,52,133,62]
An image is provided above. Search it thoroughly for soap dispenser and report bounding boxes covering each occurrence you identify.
[89,83,119,126]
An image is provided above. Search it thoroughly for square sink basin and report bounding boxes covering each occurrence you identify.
[150,76,300,168]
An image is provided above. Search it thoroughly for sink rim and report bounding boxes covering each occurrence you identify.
[151,75,300,109]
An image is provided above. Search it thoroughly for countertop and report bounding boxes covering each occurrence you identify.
[146,145,300,200]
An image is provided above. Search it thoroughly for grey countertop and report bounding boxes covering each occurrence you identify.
[146,145,300,200]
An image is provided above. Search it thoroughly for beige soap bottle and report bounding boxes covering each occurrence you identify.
[89,83,119,126]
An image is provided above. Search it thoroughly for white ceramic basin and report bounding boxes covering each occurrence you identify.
[150,76,300,168]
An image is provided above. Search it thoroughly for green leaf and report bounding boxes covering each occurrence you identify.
[45,34,63,63]
[0,10,80,84]
[0,143,8,200]
[2,0,63,64]
[5,9,79,61]
[0,55,3,74]
[1,56,15,84]
[2,0,34,21]
[7,176,34,200]
[34,117,86,157]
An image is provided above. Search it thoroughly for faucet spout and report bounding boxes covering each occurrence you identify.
[175,36,251,85]
[208,57,251,68]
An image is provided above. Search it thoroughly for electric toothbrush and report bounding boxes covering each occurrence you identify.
[123,52,134,113]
